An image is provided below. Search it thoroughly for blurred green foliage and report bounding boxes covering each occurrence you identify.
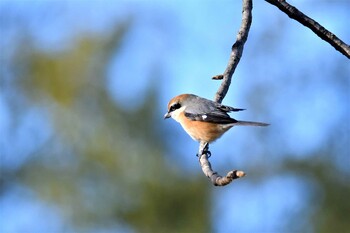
[2,6,349,233]
[8,22,210,232]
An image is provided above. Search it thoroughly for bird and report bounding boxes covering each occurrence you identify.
[164,94,269,156]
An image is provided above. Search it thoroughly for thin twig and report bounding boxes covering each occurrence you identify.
[265,0,350,59]
[199,0,253,186]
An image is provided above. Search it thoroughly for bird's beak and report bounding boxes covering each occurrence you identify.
[164,112,171,119]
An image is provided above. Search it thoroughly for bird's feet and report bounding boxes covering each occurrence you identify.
[204,150,211,158]
[196,150,211,158]
[197,142,211,158]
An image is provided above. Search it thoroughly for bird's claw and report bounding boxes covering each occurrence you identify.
[205,150,212,158]
[196,150,211,158]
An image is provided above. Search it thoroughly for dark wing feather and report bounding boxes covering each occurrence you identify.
[184,112,238,124]
[218,105,245,112]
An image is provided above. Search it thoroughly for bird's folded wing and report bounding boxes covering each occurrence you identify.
[184,112,238,124]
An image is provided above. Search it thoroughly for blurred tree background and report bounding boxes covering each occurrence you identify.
[1,16,209,233]
[1,1,349,233]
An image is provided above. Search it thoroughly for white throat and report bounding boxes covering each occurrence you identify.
[171,106,186,122]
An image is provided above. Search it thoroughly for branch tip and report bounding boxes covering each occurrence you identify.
[231,170,246,178]
[212,74,224,80]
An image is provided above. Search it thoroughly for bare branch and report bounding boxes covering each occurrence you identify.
[214,0,253,103]
[265,0,350,59]
[199,0,253,186]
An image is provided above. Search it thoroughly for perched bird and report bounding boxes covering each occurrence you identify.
[164,94,268,156]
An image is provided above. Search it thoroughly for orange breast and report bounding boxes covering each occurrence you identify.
[178,111,233,142]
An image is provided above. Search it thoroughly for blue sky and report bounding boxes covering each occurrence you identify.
[1,0,349,232]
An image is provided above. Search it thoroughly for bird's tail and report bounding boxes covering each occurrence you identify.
[235,120,269,127]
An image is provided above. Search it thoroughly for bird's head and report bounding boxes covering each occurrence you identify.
[164,94,194,120]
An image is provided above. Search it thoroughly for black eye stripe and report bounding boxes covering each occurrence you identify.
[170,103,181,112]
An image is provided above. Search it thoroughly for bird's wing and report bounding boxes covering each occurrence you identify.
[184,112,238,124]
[184,97,243,124]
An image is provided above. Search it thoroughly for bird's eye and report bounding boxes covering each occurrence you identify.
[169,103,181,112]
